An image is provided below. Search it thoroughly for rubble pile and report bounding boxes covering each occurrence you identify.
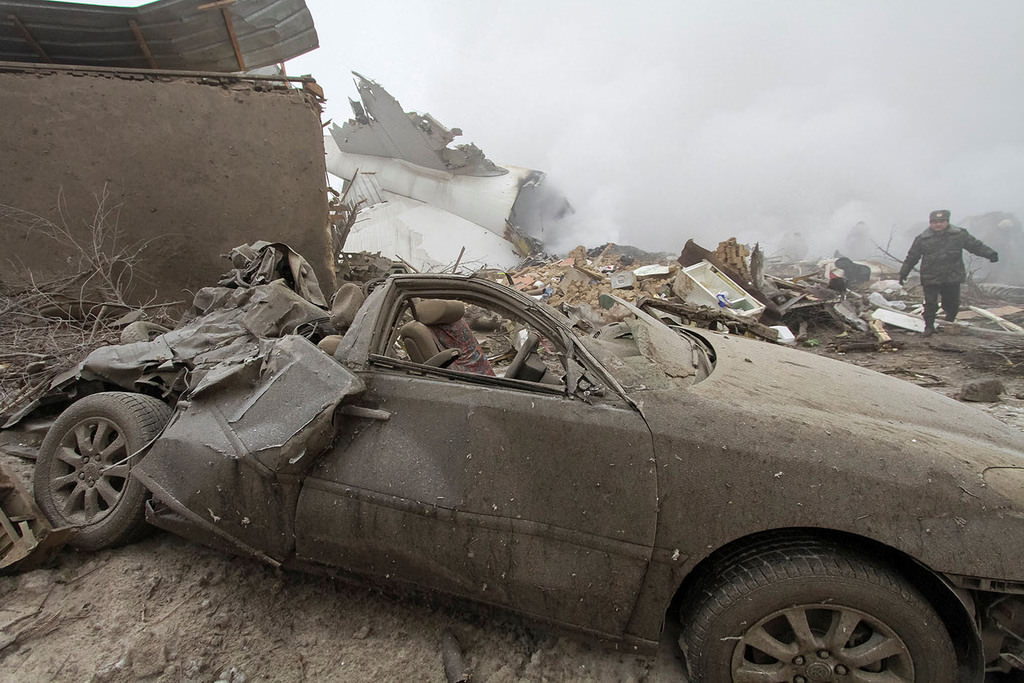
[493,238,1024,372]
[4,235,1024,424]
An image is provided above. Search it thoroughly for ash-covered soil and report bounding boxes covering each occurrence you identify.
[0,524,683,682]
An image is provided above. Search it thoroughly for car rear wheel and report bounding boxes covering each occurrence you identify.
[34,392,172,551]
[680,538,956,682]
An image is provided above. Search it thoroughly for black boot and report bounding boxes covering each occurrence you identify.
[923,319,935,337]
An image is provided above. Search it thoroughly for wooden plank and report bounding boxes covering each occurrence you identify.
[221,7,246,71]
[957,305,1023,320]
[869,318,891,343]
[8,14,51,63]
[451,246,466,273]
[197,0,237,9]
[777,292,807,315]
[966,306,1024,335]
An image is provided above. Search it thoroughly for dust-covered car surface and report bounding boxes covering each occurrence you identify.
[17,273,1024,682]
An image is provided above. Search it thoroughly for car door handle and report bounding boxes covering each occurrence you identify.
[339,405,392,421]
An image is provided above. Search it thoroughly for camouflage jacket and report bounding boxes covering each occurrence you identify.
[899,225,997,286]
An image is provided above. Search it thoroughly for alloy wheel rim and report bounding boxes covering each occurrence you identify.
[51,417,131,525]
[731,603,914,682]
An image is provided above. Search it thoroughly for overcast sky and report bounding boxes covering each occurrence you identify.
[79,1,1024,259]
[283,1,1024,257]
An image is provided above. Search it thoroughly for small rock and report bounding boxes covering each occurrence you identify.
[958,378,1004,402]
[18,569,58,593]
[182,659,205,678]
[128,632,167,678]
[216,666,247,683]
[352,625,371,640]
[91,657,127,683]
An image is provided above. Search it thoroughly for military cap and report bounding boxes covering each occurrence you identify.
[929,209,951,222]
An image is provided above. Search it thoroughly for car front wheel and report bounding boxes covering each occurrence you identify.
[34,392,172,551]
[679,538,956,682]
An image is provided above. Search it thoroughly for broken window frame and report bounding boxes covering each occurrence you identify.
[360,276,626,404]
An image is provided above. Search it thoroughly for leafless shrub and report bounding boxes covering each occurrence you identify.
[0,188,175,415]
[1,185,160,312]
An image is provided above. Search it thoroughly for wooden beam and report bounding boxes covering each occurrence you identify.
[128,19,157,69]
[220,7,246,71]
[197,0,236,9]
[8,14,51,63]
[869,318,892,344]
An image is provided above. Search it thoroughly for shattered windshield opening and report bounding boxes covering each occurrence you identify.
[376,292,569,388]
[577,313,714,393]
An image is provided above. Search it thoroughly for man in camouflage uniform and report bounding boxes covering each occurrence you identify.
[899,209,999,336]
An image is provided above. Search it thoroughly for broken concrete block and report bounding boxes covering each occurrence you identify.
[557,268,593,294]
[610,271,636,289]
[958,379,1004,402]
[831,300,870,332]
[871,307,924,333]
[768,325,796,345]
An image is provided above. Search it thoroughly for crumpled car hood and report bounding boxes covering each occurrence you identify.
[636,328,1024,583]
[691,329,1024,467]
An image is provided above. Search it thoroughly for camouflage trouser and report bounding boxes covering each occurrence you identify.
[923,283,961,325]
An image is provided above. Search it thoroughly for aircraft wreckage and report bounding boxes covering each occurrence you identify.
[325,73,573,272]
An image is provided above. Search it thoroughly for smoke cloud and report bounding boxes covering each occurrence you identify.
[289,0,1024,278]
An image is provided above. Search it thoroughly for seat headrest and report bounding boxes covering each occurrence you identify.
[413,299,464,325]
[330,282,365,329]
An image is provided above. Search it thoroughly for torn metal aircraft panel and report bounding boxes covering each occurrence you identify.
[342,194,521,272]
[332,72,505,177]
[0,0,318,71]
[327,141,536,240]
[327,74,573,269]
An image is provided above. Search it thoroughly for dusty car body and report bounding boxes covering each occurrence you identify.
[20,273,1024,681]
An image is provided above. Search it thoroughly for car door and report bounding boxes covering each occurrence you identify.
[293,280,658,636]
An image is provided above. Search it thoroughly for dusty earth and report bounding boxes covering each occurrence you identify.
[1,324,1022,683]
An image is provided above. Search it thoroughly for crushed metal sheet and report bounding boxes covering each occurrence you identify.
[0,0,318,71]
[0,461,69,573]
[326,74,573,268]
[332,72,505,177]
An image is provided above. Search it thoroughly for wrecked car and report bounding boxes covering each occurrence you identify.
[12,272,1024,681]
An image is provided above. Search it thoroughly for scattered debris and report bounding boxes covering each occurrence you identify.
[0,461,70,573]
[325,74,572,271]
[959,379,1005,403]
[967,306,1024,335]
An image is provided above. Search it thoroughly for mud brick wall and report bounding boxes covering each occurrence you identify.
[0,66,333,304]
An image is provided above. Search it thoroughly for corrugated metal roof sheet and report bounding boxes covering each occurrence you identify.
[0,0,318,71]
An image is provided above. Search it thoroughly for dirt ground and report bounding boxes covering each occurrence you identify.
[1,323,1022,683]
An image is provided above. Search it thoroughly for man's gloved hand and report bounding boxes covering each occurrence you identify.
[990,253,999,263]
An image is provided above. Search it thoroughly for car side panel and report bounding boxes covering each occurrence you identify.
[294,371,658,636]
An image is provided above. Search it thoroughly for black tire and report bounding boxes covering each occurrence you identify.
[119,321,171,344]
[33,392,172,551]
[680,538,956,682]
